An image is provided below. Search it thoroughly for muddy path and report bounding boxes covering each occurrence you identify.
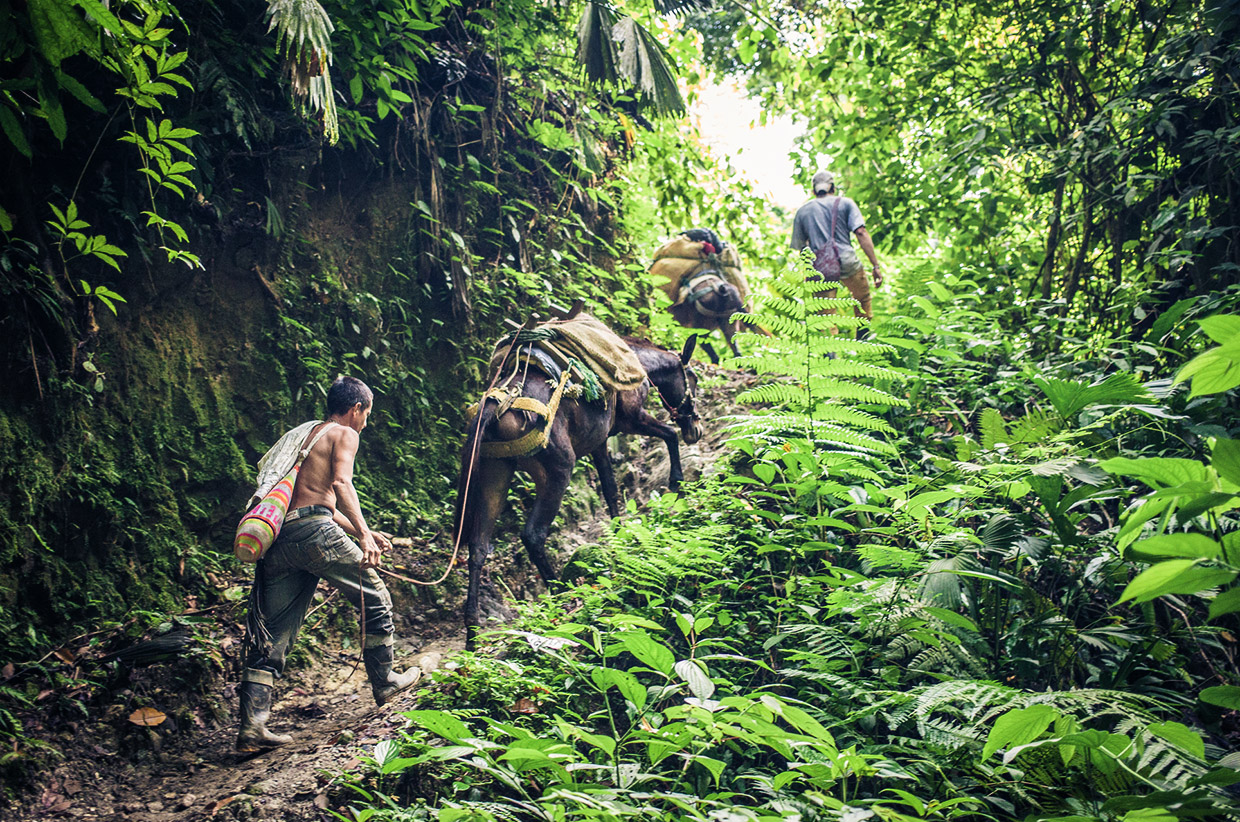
[10,364,753,822]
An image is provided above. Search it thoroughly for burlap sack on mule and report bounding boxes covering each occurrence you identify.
[650,237,749,309]
[489,314,646,394]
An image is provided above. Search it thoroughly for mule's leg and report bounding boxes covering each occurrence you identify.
[699,338,721,365]
[720,320,742,358]
[626,410,684,489]
[521,454,574,584]
[461,459,514,651]
[591,444,621,517]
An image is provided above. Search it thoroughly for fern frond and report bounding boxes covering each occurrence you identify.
[806,361,910,384]
[727,415,897,456]
[813,423,898,455]
[806,379,909,407]
[804,296,861,314]
[736,384,810,406]
[1008,408,1063,443]
[979,407,1007,449]
[809,405,896,433]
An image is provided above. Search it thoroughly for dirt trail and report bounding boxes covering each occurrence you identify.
[10,363,751,822]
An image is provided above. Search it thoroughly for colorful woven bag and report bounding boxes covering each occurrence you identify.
[234,423,335,563]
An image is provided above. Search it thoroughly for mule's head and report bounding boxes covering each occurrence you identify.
[691,272,744,321]
[674,336,703,445]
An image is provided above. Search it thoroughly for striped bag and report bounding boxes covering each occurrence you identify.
[233,423,336,563]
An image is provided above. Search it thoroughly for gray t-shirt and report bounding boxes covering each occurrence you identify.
[790,195,864,252]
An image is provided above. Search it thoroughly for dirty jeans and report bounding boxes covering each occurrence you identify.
[242,507,394,687]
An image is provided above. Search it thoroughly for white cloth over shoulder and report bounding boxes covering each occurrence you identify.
[246,420,325,508]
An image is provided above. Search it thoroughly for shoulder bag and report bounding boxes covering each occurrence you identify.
[233,422,336,563]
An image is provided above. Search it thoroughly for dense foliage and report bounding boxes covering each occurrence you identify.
[725,0,1240,343]
[3,0,1240,818]
[0,0,696,661]
[332,265,1240,820]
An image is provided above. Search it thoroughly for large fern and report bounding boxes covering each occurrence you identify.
[599,498,735,598]
[728,253,909,469]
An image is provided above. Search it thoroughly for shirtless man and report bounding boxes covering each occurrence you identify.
[237,376,419,752]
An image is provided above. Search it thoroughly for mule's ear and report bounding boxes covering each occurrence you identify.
[681,335,697,364]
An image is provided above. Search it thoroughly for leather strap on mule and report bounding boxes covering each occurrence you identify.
[683,273,734,318]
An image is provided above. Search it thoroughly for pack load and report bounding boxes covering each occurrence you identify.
[467,314,647,458]
[650,229,749,310]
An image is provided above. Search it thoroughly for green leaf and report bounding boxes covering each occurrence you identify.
[404,710,469,741]
[690,754,726,785]
[1197,315,1240,346]
[0,105,31,158]
[1100,457,1209,489]
[1117,559,1237,604]
[983,704,1058,760]
[1209,586,1240,620]
[1126,534,1221,561]
[674,659,715,700]
[40,89,67,143]
[1200,686,1240,710]
[29,0,97,67]
[590,667,646,710]
[1147,721,1205,760]
[70,0,127,36]
[923,606,979,632]
[1213,439,1240,487]
[55,70,105,113]
[1034,372,1152,421]
[620,631,674,675]
[558,719,616,756]
[1176,342,1240,397]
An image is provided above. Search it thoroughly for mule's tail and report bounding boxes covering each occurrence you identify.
[453,398,499,548]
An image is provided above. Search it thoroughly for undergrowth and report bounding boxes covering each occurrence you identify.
[328,258,1240,821]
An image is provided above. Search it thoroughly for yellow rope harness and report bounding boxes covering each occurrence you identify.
[464,362,582,459]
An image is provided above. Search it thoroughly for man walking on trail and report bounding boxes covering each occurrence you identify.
[237,376,419,752]
[790,170,884,336]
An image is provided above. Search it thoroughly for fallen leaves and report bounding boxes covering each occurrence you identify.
[127,707,167,727]
[204,794,239,816]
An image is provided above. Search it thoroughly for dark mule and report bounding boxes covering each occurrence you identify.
[454,336,701,648]
[670,265,746,364]
[667,228,747,364]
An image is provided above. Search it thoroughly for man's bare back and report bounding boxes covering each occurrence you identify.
[289,423,357,513]
[287,402,386,567]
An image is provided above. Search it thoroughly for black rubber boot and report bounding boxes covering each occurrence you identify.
[363,645,420,706]
[236,680,292,752]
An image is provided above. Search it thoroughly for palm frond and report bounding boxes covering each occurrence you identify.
[651,0,712,15]
[576,1,620,85]
[265,0,339,143]
[613,17,685,117]
[1033,371,1153,421]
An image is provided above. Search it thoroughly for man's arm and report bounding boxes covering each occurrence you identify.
[328,428,383,568]
[790,211,807,251]
[853,226,883,287]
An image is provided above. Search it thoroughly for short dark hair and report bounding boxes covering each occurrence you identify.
[327,376,373,416]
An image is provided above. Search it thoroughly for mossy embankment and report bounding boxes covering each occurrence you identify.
[0,158,628,664]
